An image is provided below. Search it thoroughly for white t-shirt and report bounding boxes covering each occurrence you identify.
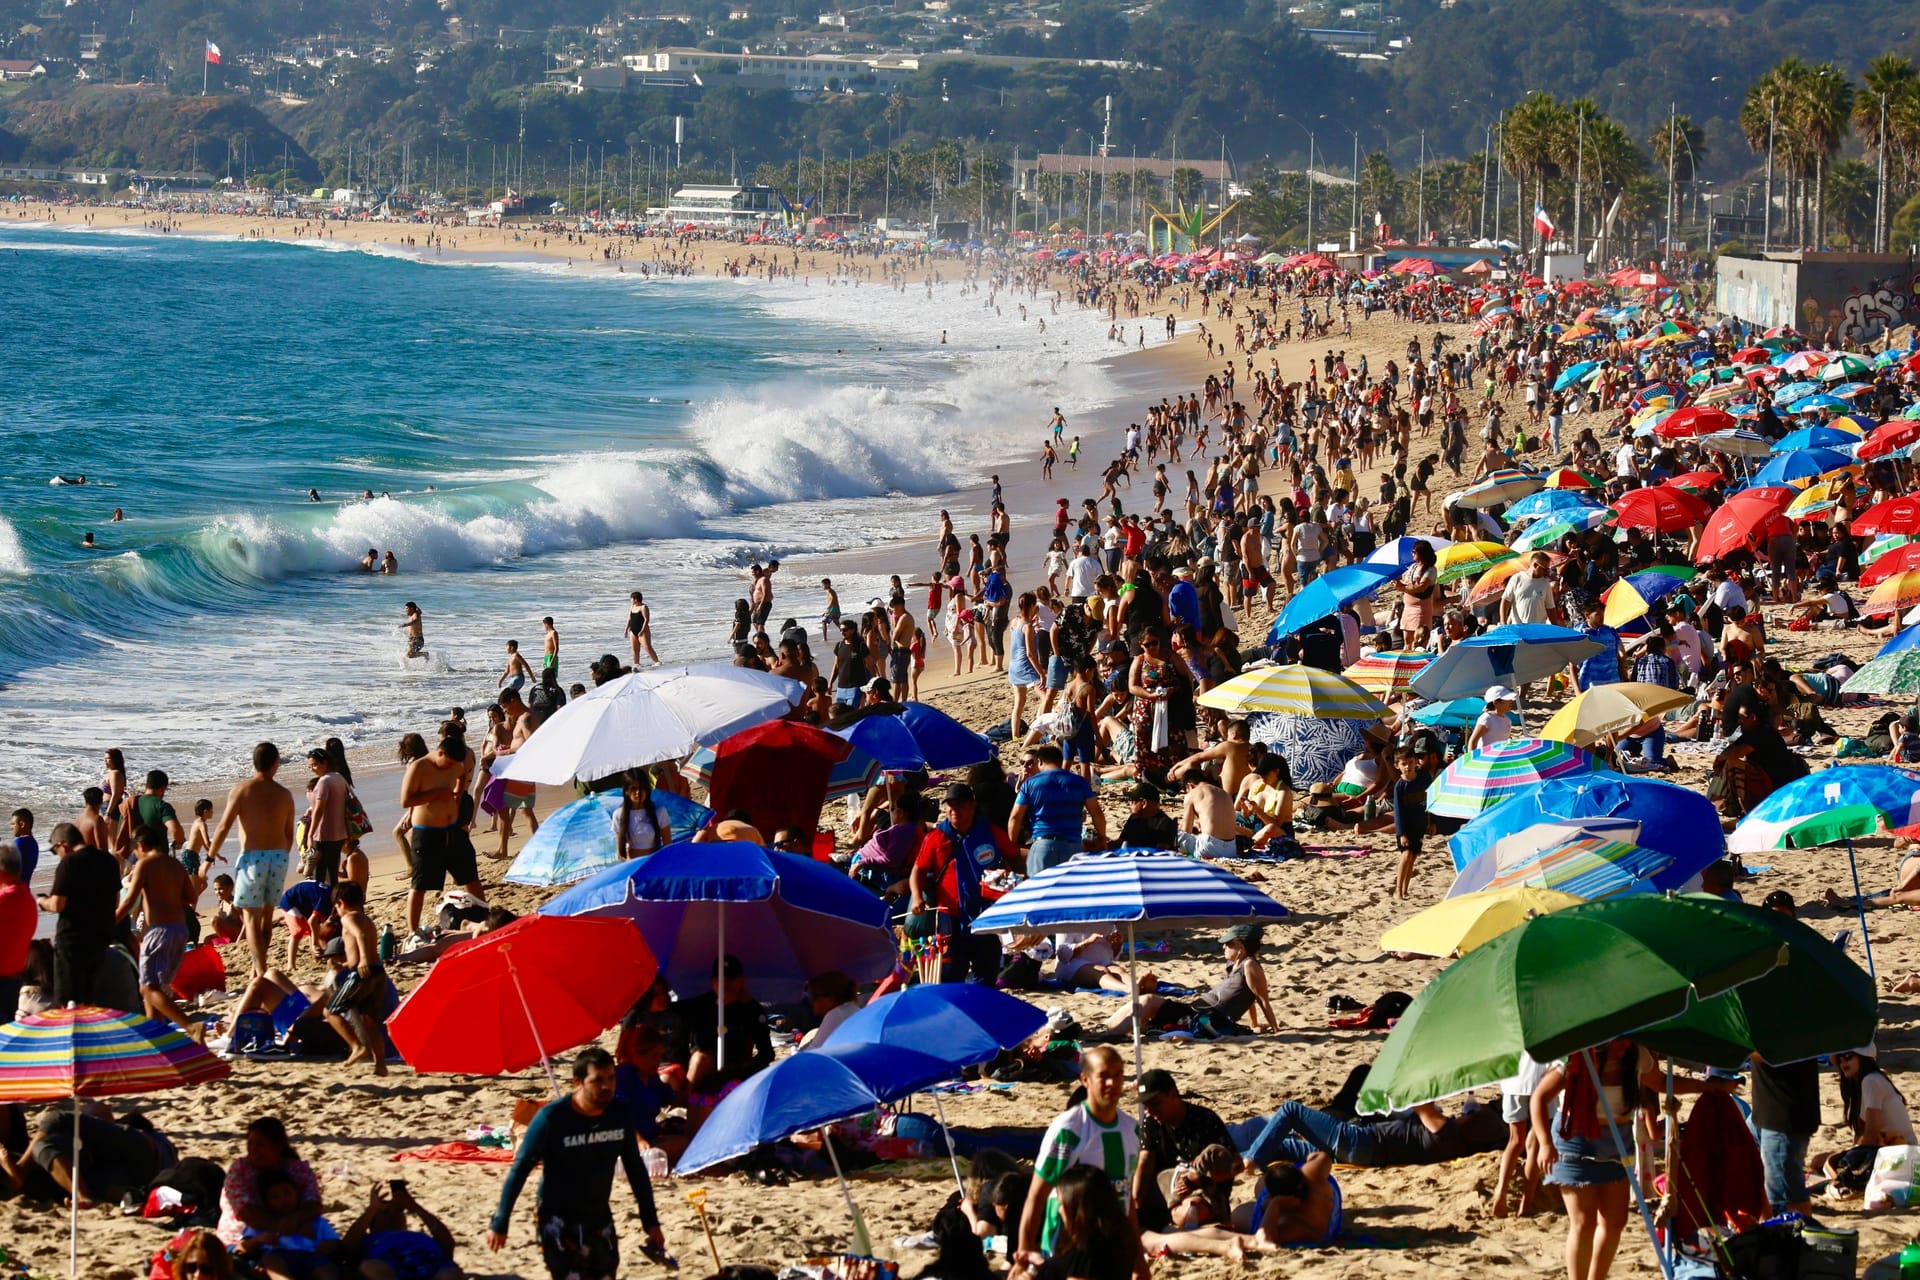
[1503,571,1554,625]
[1668,622,1706,676]
[1473,710,1514,747]
[1862,1071,1918,1146]
[1614,443,1639,478]
[799,1000,859,1051]
[1068,554,1102,599]
[1712,579,1748,611]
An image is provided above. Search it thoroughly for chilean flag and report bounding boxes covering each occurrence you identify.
[1532,205,1555,238]
[205,40,221,64]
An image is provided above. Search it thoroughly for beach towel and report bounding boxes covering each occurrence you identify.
[391,1141,516,1164]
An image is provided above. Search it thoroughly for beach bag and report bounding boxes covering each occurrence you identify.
[345,787,372,839]
[229,1011,276,1055]
[1864,1144,1920,1210]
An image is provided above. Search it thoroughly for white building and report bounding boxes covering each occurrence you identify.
[621,46,916,94]
[653,183,784,228]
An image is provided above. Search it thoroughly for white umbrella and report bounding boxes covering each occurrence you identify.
[497,664,803,785]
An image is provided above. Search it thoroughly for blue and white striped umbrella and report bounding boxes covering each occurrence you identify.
[971,851,1289,933]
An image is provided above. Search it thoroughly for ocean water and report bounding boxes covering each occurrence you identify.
[0,222,1142,809]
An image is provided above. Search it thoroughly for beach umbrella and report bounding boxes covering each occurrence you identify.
[1449,832,1669,900]
[1770,380,1824,405]
[1246,712,1370,787]
[1749,448,1854,491]
[1821,353,1872,381]
[1408,696,1485,729]
[1357,895,1784,1113]
[1468,553,1567,606]
[1865,533,1918,567]
[829,983,1048,1192]
[496,663,803,785]
[1541,467,1601,490]
[1854,494,1920,538]
[1427,737,1595,819]
[1876,621,1920,656]
[1633,898,1876,1069]
[834,702,993,771]
[504,790,624,886]
[1600,567,1696,627]
[1506,488,1604,523]
[1773,424,1859,452]
[1434,540,1517,584]
[1696,487,1794,562]
[1539,682,1693,746]
[1379,886,1583,957]
[675,1040,963,1249]
[1666,470,1725,494]
[1455,469,1543,509]
[1264,562,1399,640]
[1610,485,1711,533]
[1409,625,1602,702]
[1656,407,1738,440]
[1446,771,1724,888]
[543,841,896,1068]
[1553,361,1600,391]
[1341,650,1435,699]
[1363,535,1453,570]
[1843,650,1920,696]
[1864,568,1920,617]
[1727,765,1920,978]
[1859,420,1920,460]
[1786,393,1849,414]
[1783,478,1849,522]
[1700,429,1772,457]
[971,851,1289,1086]
[389,915,656,1092]
[687,719,879,838]
[1196,663,1387,719]
[0,1006,231,1277]
[1509,510,1611,551]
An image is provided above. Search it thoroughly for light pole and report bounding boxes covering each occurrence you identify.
[1876,90,1889,253]
[1416,129,1426,244]
[1763,94,1776,254]
[1349,129,1360,250]
[1278,113,1314,249]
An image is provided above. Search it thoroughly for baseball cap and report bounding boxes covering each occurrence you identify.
[1137,1069,1178,1098]
[323,937,347,959]
[1484,685,1517,703]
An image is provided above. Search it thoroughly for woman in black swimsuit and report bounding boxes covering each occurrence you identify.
[627,591,658,666]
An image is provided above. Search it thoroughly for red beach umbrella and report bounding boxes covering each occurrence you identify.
[1861,543,1920,589]
[1668,470,1725,493]
[1654,406,1737,439]
[1858,420,1920,461]
[389,915,656,1090]
[1696,488,1795,564]
[1854,495,1920,538]
[1610,485,1711,533]
[694,718,872,840]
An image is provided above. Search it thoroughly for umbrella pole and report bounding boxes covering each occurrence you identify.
[505,953,563,1098]
[717,908,727,1075]
[931,1093,966,1197]
[1585,1048,1675,1280]
[1662,1058,1677,1272]
[1127,922,1143,1125]
[1845,838,1876,979]
[822,1129,871,1255]
[69,1081,78,1280]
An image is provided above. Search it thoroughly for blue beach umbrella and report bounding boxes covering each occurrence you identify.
[1772,425,1859,453]
[1446,771,1724,890]
[971,852,1289,1083]
[1749,447,1853,488]
[1448,833,1667,900]
[1409,696,1485,729]
[834,702,993,771]
[505,789,715,887]
[1266,561,1399,641]
[1365,535,1453,571]
[1505,488,1603,524]
[1553,361,1600,391]
[1786,393,1848,414]
[1408,625,1602,702]
[1770,380,1822,404]
[1878,622,1920,657]
[543,840,895,1071]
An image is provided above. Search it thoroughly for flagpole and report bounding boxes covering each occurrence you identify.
[202,49,207,97]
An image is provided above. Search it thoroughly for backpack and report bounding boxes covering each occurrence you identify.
[230,1011,277,1054]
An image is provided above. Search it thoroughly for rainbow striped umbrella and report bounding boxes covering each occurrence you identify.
[1195,663,1387,719]
[0,1005,230,1276]
[1341,650,1435,699]
[1435,540,1517,584]
[1427,737,1597,820]
[1449,833,1669,900]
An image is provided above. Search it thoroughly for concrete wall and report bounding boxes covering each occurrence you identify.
[1716,252,1920,343]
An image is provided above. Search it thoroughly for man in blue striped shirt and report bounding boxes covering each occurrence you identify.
[1629,635,1678,772]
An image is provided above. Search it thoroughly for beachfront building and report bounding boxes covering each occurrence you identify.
[654,183,784,228]
[621,47,917,95]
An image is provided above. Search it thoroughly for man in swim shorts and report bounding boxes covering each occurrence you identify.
[118,825,200,1039]
[207,742,296,983]
[400,732,486,943]
[401,602,425,658]
[542,616,559,676]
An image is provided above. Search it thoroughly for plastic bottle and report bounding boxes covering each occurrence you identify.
[378,924,395,963]
[1898,1240,1920,1280]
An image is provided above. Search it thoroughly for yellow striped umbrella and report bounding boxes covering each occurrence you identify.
[1195,663,1389,719]
[1342,650,1435,699]
[1864,568,1920,618]
[1435,540,1517,585]
[1784,479,1847,522]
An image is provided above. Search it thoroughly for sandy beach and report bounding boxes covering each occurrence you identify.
[4,203,1917,1280]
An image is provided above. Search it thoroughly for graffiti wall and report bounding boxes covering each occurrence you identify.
[1715,253,1919,342]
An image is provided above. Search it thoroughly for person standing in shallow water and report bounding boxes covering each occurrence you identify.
[627,591,658,666]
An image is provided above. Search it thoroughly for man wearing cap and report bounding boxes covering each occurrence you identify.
[911,783,1014,984]
[1133,1070,1234,1233]
[37,821,118,1006]
[1115,783,1179,851]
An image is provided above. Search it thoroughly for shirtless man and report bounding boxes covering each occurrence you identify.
[1177,769,1241,861]
[328,881,388,1076]
[540,616,559,679]
[1242,1153,1339,1250]
[116,825,202,1039]
[499,640,532,694]
[400,732,485,939]
[207,742,297,983]
[1173,721,1256,798]
[74,787,113,856]
[400,602,425,658]
[358,548,377,573]
[750,560,779,630]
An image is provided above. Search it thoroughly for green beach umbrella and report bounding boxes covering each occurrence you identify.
[1357,895,1784,1114]
[1634,897,1876,1069]
[1842,651,1920,697]
[1861,534,1914,567]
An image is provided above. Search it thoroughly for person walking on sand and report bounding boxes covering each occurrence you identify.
[627,591,659,666]
[488,1046,664,1280]
[207,744,296,983]
[327,881,387,1076]
[116,824,202,1041]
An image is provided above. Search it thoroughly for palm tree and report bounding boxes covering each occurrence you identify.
[1855,53,1920,243]
[1801,62,1855,248]
[1502,92,1567,249]
[1744,58,1815,244]
[1822,158,1875,246]
[1647,113,1704,184]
